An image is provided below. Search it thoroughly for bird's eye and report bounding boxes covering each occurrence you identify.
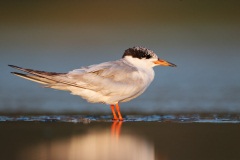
[143,53,152,59]
[145,54,152,59]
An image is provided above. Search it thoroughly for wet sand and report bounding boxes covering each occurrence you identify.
[0,119,240,160]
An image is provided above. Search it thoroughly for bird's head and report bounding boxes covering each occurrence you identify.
[122,46,177,68]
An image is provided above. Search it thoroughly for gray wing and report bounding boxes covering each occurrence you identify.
[67,60,143,96]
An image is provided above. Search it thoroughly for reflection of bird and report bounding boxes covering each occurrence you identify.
[9,46,176,121]
[111,121,123,139]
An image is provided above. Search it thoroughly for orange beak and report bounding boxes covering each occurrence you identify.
[154,58,177,67]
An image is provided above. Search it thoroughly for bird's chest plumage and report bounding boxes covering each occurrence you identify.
[117,67,154,103]
[137,68,155,86]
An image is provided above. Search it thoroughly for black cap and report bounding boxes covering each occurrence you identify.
[122,46,156,59]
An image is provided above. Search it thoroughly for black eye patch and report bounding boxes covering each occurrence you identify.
[145,54,152,59]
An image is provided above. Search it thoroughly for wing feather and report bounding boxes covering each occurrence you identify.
[68,60,142,94]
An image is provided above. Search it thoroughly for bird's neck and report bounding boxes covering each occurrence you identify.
[122,57,155,81]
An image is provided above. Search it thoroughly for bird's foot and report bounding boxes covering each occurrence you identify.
[112,118,119,121]
[112,118,124,122]
[118,118,124,121]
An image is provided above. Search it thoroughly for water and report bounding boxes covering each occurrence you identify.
[0,115,240,160]
[1,114,240,123]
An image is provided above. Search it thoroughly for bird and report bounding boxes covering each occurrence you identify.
[9,46,176,121]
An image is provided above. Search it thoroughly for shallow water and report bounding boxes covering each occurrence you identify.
[0,115,240,160]
[1,114,240,123]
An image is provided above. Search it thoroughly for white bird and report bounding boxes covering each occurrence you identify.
[9,46,176,121]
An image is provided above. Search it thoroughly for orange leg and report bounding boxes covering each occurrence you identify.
[116,103,123,121]
[110,104,118,120]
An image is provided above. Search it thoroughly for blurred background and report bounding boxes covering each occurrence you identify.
[1,0,240,114]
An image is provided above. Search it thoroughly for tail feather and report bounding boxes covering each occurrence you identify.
[11,72,56,84]
[9,64,67,86]
[8,65,65,76]
[9,64,88,89]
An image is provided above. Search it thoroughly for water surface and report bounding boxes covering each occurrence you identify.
[0,115,240,160]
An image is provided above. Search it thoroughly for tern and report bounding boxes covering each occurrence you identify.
[9,46,176,121]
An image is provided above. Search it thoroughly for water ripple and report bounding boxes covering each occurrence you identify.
[0,114,239,123]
